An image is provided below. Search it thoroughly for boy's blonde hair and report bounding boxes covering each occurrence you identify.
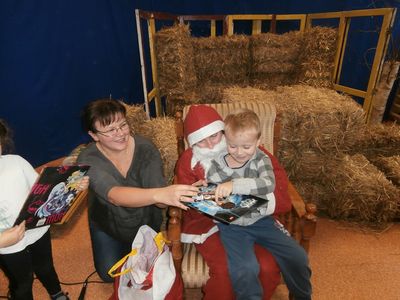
[224,108,261,138]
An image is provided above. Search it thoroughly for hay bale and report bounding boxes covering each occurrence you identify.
[121,102,148,134]
[166,85,226,116]
[372,155,400,186]
[297,26,338,88]
[222,85,278,103]
[250,31,303,88]
[350,122,400,158]
[222,85,366,180]
[280,148,342,181]
[154,24,197,98]
[137,117,178,184]
[155,24,337,105]
[275,85,365,153]
[222,85,365,154]
[121,103,178,183]
[321,154,399,227]
[192,35,250,87]
[292,180,327,211]
[195,85,225,103]
[63,144,88,165]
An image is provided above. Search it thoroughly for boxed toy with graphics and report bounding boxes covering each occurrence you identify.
[14,165,90,229]
[186,183,269,224]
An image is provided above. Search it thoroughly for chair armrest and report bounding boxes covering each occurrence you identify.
[175,111,185,155]
[168,206,183,273]
[285,182,317,253]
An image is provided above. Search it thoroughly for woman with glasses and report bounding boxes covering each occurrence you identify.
[77,99,199,286]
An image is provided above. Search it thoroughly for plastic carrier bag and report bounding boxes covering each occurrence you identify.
[108,225,176,300]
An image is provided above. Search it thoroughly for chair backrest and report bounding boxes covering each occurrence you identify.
[182,102,276,153]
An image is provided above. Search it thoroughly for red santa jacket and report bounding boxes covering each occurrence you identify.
[175,146,291,243]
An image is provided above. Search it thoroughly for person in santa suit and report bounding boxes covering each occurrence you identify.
[175,104,308,300]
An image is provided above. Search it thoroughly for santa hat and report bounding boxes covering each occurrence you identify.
[184,105,224,147]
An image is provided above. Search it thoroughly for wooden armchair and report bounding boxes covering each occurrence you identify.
[167,102,317,296]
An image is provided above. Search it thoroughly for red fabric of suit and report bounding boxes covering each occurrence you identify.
[175,146,291,300]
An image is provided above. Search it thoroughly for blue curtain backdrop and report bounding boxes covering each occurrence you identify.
[0,0,399,166]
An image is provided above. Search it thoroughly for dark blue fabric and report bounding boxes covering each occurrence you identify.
[0,0,399,166]
[217,217,312,300]
[88,219,131,283]
[0,1,139,166]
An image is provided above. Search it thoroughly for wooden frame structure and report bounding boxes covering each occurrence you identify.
[135,8,397,122]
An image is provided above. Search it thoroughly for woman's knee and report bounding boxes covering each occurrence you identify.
[95,263,114,283]
[92,248,115,282]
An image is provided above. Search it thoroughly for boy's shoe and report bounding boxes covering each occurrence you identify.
[51,291,70,300]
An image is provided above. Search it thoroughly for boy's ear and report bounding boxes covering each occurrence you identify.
[256,137,261,147]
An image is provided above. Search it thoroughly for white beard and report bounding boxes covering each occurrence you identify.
[191,135,227,174]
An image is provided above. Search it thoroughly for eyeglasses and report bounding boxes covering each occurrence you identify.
[96,121,130,137]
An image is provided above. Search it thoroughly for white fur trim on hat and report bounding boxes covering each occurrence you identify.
[187,120,224,147]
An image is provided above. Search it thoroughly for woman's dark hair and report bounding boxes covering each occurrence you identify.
[80,99,127,133]
[0,119,15,154]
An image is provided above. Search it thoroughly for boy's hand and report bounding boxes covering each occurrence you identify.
[215,181,233,203]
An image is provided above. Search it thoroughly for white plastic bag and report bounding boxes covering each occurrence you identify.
[109,225,176,300]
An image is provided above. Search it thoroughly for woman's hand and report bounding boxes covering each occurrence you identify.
[77,176,90,192]
[0,221,25,248]
[192,179,208,187]
[153,184,199,210]
[215,181,233,203]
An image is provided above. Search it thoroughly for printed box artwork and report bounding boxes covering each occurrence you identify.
[186,183,269,224]
[14,165,90,229]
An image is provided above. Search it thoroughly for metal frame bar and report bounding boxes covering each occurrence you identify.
[135,9,151,119]
[136,8,396,121]
[135,10,178,117]
[363,9,397,122]
[307,8,397,122]
[147,18,163,116]
[226,14,307,35]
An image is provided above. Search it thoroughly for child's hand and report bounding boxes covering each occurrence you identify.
[77,176,89,192]
[0,221,25,248]
[215,181,233,204]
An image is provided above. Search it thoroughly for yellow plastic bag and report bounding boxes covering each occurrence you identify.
[108,225,175,300]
